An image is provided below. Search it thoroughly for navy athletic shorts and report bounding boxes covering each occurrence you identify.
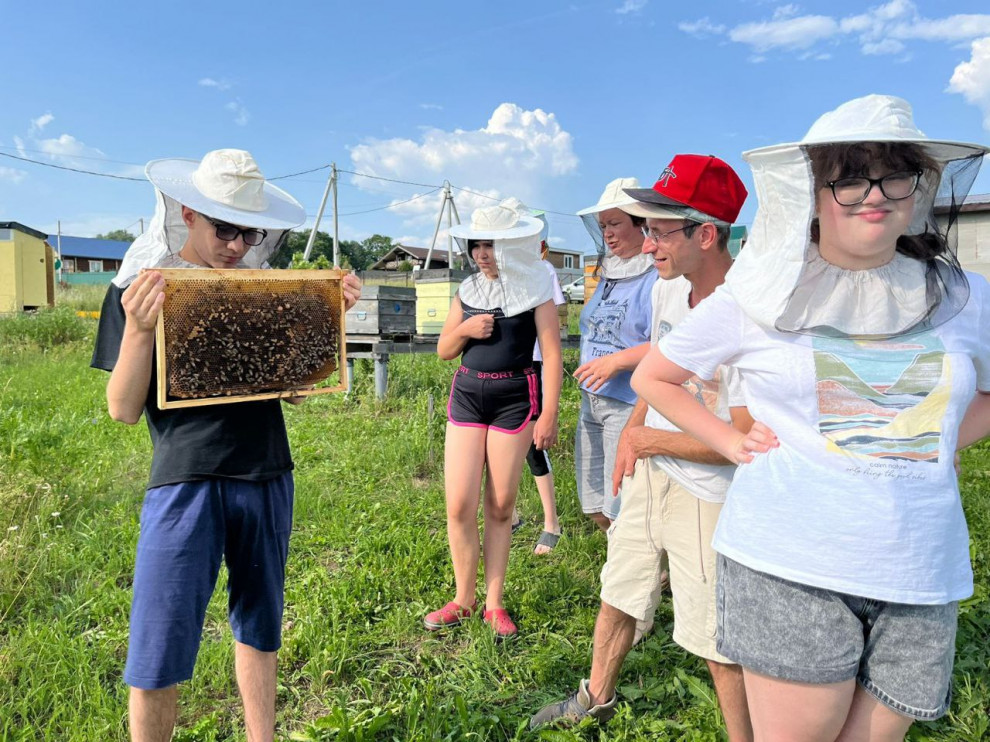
[447,365,538,434]
[124,473,293,690]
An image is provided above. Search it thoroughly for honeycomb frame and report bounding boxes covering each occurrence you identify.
[154,268,347,409]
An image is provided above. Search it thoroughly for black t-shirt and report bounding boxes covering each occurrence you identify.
[91,284,293,489]
[459,301,537,372]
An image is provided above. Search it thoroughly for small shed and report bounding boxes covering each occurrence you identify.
[53,235,130,285]
[0,222,55,312]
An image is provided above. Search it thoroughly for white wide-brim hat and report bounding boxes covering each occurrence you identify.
[449,204,544,240]
[744,94,988,163]
[146,149,306,230]
[576,177,642,217]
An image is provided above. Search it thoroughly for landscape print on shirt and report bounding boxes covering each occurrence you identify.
[813,332,950,463]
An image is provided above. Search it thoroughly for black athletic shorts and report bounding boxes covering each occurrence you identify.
[447,366,538,434]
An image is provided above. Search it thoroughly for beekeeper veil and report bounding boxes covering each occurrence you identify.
[726,94,988,339]
[449,201,554,318]
[576,178,654,280]
[113,149,306,287]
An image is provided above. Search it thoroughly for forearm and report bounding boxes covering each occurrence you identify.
[106,326,155,424]
[632,374,742,461]
[609,342,651,372]
[437,328,470,360]
[958,391,990,450]
[627,427,730,465]
[539,345,562,422]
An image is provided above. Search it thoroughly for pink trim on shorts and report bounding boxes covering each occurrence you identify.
[489,370,539,435]
[447,369,489,429]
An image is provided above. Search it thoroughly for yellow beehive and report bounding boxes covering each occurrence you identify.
[584,264,600,304]
[414,270,471,335]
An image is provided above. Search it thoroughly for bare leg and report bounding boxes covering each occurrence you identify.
[706,660,753,742]
[533,472,561,555]
[482,424,533,609]
[444,423,488,607]
[587,601,637,705]
[744,668,856,742]
[589,511,611,532]
[235,642,277,742]
[835,685,913,742]
[129,686,178,742]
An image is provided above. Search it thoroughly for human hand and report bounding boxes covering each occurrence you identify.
[122,270,165,333]
[461,313,495,340]
[611,425,648,496]
[574,355,620,392]
[533,413,558,451]
[342,273,362,311]
[731,421,778,464]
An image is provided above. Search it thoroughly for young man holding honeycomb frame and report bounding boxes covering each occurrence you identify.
[92,149,360,742]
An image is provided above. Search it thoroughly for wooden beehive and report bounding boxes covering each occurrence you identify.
[154,268,347,409]
[344,285,416,336]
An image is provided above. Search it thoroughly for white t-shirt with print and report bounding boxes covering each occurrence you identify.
[657,273,990,604]
[644,276,745,504]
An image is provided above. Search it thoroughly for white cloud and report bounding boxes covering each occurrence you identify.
[225,100,250,126]
[349,103,577,232]
[949,37,990,130]
[0,166,27,184]
[36,133,106,161]
[678,17,726,37]
[13,136,27,158]
[419,103,443,111]
[30,113,54,133]
[199,77,231,90]
[729,15,838,52]
[861,38,906,55]
[716,2,990,56]
[616,0,647,15]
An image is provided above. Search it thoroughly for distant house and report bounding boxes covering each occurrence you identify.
[52,235,130,285]
[937,193,990,282]
[544,246,583,285]
[371,244,450,271]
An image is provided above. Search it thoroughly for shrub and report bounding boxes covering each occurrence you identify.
[0,306,91,349]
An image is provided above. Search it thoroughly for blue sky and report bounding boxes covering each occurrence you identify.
[1,0,989,260]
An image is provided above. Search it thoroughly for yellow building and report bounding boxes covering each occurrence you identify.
[0,222,55,313]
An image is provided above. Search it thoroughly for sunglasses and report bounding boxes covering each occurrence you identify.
[200,214,268,246]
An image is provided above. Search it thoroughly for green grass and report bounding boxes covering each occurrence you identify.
[1,311,988,741]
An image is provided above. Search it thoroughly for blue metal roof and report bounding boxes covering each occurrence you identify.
[49,235,130,260]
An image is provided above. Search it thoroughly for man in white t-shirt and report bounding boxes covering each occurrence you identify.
[531,155,753,740]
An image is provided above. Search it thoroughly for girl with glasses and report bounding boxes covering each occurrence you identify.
[631,95,990,740]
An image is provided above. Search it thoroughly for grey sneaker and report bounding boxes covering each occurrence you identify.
[529,678,618,729]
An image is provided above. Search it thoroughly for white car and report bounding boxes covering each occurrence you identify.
[562,276,585,303]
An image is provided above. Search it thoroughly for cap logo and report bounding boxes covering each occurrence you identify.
[657,166,676,188]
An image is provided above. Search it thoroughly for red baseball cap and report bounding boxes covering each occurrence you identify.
[624,154,747,225]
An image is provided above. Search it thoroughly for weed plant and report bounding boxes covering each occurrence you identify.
[55,284,108,313]
[0,311,988,741]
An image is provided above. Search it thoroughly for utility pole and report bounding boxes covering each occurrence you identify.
[305,163,339,266]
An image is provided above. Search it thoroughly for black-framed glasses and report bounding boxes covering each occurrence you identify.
[200,214,268,246]
[641,223,694,245]
[825,170,922,206]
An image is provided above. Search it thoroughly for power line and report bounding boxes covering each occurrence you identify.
[0,151,145,181]
[337,168,440,189]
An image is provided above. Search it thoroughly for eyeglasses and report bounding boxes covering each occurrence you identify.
[641,223,694,245]
[825,170,922,206]
[200,214,268,246]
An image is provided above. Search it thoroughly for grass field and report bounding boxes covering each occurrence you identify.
[1,302,989,741]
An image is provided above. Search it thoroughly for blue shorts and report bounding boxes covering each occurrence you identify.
[124,474,294,690]
[447,366,538,434]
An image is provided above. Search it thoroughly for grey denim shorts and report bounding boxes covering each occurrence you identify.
[716,555,957,721]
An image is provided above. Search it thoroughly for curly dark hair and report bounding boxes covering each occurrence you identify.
[807,142,945,261]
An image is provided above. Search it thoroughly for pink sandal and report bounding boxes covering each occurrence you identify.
[483,607,518,640]
[424,600,477,631]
